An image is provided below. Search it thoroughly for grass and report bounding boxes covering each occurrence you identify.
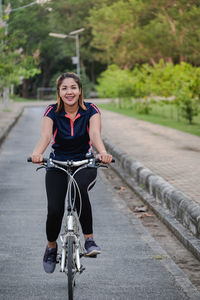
[98,102,200,137]
[2,108,11,112]
[11,95,38,102]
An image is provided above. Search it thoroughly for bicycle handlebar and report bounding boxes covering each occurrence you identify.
[27,157,115,167]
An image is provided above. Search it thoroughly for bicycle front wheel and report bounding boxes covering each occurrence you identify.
[67,235,75,300]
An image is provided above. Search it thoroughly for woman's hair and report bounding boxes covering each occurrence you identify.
[56,72,86,113]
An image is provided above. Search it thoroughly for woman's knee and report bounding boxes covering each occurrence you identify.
[47,209,64,221]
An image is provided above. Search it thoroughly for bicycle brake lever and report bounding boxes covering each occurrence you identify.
[88,164,99,169]
[36,166,46,171]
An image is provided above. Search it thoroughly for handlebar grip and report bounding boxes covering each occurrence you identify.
[95,158,115,163]
[27,157,48,163]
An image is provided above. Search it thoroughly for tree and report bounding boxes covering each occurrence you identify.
[0,26,40,92]
[89,0,200,68]
[5,0,107,98]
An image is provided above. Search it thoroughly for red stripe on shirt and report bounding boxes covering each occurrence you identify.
[51,128,58,146]
[87,125,92,148]
[65,113,81,136]
[44,106,53,117]
[90,103,100,114]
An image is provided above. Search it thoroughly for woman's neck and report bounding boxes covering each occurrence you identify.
[64,103,79,115]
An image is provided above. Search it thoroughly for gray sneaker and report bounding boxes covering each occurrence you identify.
[85,238,101,257]
[43,244,57,273]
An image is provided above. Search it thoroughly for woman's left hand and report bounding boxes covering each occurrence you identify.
[98,151,112,164]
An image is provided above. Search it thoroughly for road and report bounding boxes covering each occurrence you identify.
[0,107,199,300]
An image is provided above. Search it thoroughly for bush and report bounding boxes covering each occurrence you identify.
[97,61,200,121]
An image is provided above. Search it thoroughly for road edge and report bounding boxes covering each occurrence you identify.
[103,138,200,261]
[0,106,23,146]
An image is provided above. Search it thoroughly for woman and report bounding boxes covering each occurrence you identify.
[31,72,112,273]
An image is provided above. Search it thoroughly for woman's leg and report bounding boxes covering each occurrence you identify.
[73,168,97,240]
[45,169,68,247]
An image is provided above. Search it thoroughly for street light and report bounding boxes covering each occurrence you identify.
[49,28,85,77]
[0,0,49,15]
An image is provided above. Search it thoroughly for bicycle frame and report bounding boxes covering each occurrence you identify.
[55,165,85,275]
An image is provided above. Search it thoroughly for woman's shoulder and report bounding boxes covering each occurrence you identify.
[47,103,57,108]
[43,103,57,117]
[84,101,100,113]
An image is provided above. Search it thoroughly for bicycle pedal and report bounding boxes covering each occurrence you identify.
[85,252,98,258]
[80,265,85,274]
[56,254,61,263]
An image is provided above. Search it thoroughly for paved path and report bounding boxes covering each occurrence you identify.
[0,106,200,299]
[101,110,200,203]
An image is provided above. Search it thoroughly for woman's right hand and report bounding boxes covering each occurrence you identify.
[30,154,43,164]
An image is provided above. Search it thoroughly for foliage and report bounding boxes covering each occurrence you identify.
[0,27,40,91]
[2,0,200,101]
[89,0,200,67]
[172,63,200,123]
[96,65,135,99]
[97,61,200,123]
[3,0,107,97]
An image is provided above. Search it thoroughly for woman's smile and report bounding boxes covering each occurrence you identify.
[65,96,74,101]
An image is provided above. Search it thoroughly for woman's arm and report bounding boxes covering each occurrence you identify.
[31,117,53,163]
[89,113,112,164]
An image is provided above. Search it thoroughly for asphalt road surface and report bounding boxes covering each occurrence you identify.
[0,107,200,300]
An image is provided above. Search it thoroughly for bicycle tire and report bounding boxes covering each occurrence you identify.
[67,235,75,300]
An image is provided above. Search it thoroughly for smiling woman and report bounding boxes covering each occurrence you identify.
[30,72,112,274]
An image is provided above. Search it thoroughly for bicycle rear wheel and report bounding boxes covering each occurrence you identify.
[67,235,75,300]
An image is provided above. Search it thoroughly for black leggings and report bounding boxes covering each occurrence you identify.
[45,168,97,242]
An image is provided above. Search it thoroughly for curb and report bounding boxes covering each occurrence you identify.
[0,102,52,147]
[0,107,23,146]
[103,138,200,261]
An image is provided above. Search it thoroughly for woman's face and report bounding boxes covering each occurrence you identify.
[59,78,81,107]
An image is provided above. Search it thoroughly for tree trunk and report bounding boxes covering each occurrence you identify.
[150,58,156,66]
[22,79,29,99]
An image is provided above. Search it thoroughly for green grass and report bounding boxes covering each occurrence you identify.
[11,95,38,102]
[2,108,11,112]
[98,102,200,137]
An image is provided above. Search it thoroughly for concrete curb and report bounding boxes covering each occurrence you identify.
[0,107,23,146]
[0,102,52,147]
[103,138,200,261]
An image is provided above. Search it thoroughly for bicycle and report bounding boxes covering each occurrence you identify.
[27,155,114,300]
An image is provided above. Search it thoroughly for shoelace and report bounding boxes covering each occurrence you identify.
[85,240,97,249]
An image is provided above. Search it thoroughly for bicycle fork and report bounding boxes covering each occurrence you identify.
[59,215,82,273]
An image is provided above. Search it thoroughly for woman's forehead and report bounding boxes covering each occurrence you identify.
[60,77,78,87]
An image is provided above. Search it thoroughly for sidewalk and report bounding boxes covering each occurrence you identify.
[101,110,200,203]
[100,109,200,260]
[1,99,200,257]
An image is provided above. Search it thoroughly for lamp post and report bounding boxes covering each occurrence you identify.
[49,28,85,77]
